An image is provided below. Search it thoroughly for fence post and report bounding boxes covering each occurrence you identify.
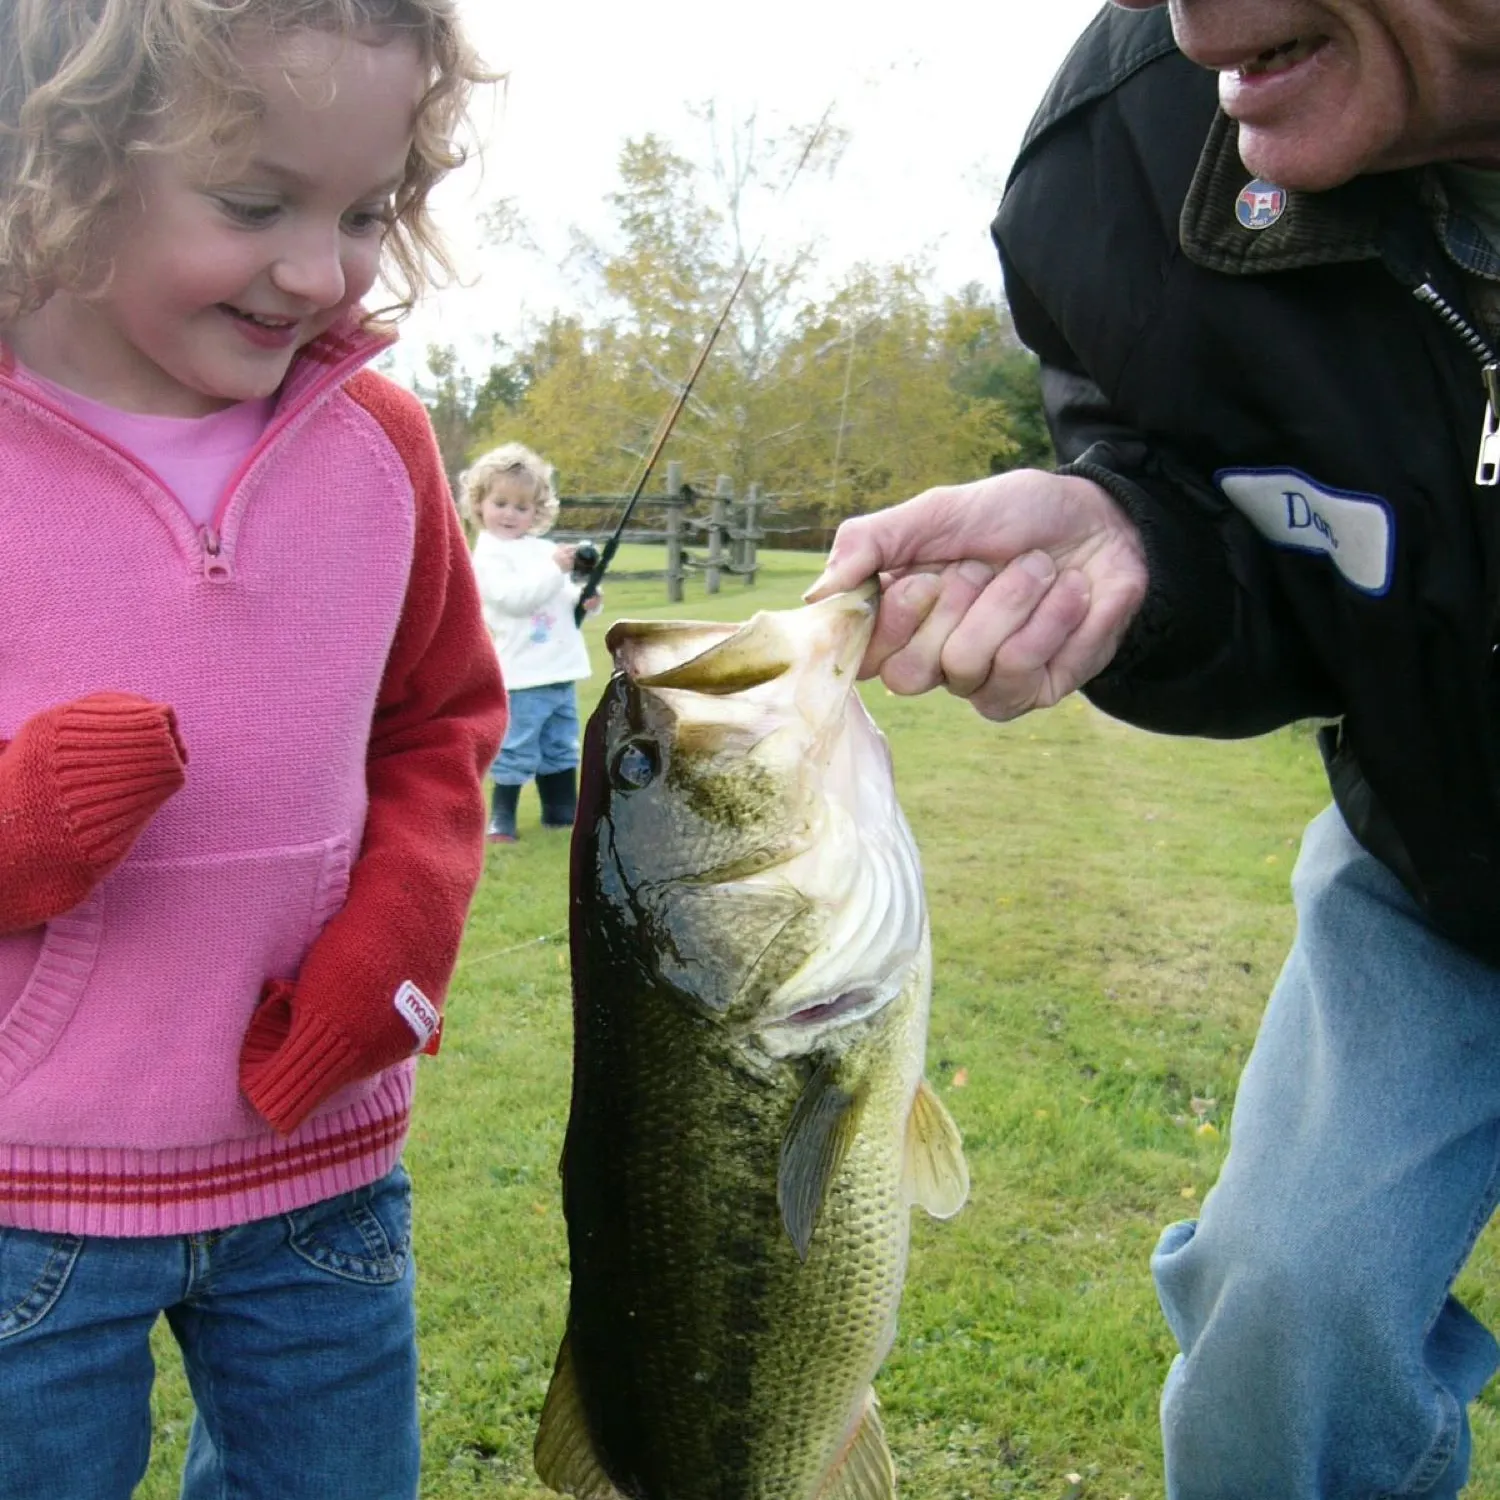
[741,483,761,587]
[706,474,732,595]
[665,460,686,605]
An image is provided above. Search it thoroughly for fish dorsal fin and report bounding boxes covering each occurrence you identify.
[778,1060,862,1261]
[902,1078,970,1220]
[534,1334,629,1500]
[816,1392,897,1500]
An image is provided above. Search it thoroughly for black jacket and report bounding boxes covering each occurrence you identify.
[994,7,1500,964]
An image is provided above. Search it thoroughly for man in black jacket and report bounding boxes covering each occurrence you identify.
[809,1,1500,1495]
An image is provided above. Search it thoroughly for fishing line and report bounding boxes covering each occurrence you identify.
[463,927,568,968]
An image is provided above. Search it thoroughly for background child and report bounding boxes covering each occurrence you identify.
[0,2,506,1496]
[462,442,600,843]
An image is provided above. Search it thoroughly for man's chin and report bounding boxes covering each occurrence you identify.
[1235,123,1372,194]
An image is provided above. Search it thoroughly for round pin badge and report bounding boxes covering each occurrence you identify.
[1236,179,1287,231]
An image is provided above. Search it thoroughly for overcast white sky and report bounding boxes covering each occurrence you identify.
[393,0,1112,382]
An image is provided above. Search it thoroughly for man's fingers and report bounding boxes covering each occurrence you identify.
[954,571,1095,720]
[859,570,941,679]
[806,473,1148,715]
[933,552,1065,699]
[1028,564,1145,705]
[804,486,974,602]
[804,519,886,603]
[939,544,1146,722]
[876,561,998,696]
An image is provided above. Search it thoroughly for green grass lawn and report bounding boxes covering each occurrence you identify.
[140,546,1500,1497]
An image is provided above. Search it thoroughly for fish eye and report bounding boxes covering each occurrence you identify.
[610,738,661,791]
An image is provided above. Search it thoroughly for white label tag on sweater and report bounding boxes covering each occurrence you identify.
[1215,468,1394,595]
[394,981,440,1050]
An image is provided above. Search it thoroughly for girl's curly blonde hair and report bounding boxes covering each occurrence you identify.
[0,0,489,325]
[460,442,559,535]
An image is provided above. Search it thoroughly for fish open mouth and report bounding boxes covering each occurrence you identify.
[607,581,879,693]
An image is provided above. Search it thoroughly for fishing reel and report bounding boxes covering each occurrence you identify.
[571,540,601,581]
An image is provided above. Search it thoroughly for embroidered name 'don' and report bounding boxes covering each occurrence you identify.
[1215,468,1395,595]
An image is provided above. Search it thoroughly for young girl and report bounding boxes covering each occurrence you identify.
[461,443,599,843]
[0,3,506,1496]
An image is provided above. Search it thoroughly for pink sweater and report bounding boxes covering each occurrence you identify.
[0,319,507,1236]
[14,365,275,526]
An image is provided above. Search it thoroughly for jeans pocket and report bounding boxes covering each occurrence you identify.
[0,1227,84,1340]
[286,1164,412,1285]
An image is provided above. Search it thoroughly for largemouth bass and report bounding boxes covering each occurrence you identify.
[535,583,968,1500]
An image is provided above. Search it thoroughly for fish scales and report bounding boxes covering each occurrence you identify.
[537,585,968,1500]
[562,965,911,1496]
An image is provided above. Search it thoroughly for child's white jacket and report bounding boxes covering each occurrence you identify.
[471,531,593,690]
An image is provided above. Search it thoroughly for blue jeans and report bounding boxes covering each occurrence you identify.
[491,681,580,785]
[0,1163,418,1500]
[1153,805,1500,1499]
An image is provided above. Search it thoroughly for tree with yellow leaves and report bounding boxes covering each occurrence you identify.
[470,110,1046,521]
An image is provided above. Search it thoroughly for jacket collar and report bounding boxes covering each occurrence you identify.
[1179,109,1399,275]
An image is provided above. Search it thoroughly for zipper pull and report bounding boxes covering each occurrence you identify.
[201,526,232,582]
[1479,364,1500,487]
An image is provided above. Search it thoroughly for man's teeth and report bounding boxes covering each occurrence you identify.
[1239,37,1319,76]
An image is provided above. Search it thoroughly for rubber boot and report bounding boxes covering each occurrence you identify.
[536,768,578,830]
[487,782,521,843]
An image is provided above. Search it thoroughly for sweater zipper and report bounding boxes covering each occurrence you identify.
[201,525,230,582]
[1409,280,1500,485]
[195,335,394,582]
[0,324,393,585]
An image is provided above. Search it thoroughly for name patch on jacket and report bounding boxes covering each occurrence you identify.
[1215,468,1394,595]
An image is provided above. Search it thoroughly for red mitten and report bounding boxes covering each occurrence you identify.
[240,979,362,1135]
[0,692,187,932]
[239,975,442,1136]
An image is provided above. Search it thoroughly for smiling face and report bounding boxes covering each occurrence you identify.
[1112,0,1500,190]
[6,28,424,415]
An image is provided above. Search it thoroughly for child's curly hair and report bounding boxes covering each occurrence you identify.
[459,442,559,535]
[0,0,489,325]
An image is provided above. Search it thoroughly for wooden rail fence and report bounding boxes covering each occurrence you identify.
[553,460,766,603]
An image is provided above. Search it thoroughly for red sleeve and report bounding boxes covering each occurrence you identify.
[0,694,186,934]
[239,374,507,1134]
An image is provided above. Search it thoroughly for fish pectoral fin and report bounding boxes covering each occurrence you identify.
[816,1391,897,1500]
[902,1077,970,1219]
[534,1334,628,1500]
[778,1060,862,1261]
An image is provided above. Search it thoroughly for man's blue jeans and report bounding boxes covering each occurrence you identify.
[0,1162,419,1499]
[1154,805,1500,1499]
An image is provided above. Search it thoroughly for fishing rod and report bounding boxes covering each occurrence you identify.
[574,107,836,625]
[572,270,750,623]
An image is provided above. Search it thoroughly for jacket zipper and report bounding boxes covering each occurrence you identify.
[1409,280,1500,485]
[1405,277,1500,655]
